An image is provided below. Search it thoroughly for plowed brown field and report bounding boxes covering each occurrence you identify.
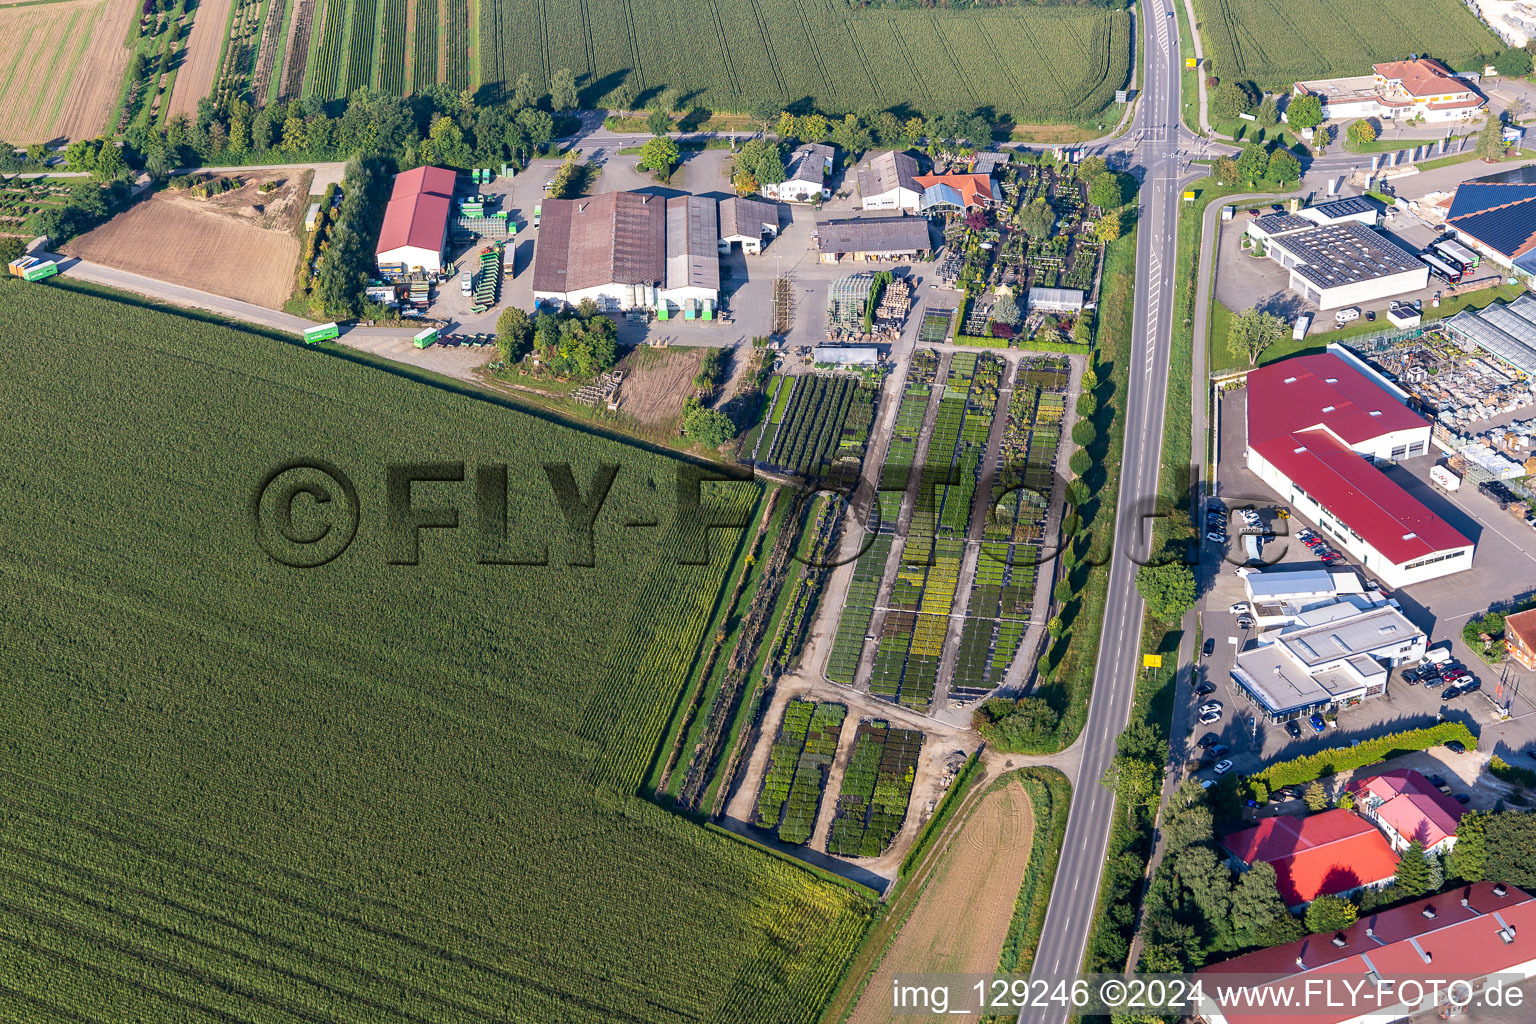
[0,0,136,141]
[63,173,310,308]
[168,0,234,118]
[847,775,1036,1024]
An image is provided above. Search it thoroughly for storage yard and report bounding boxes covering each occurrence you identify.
[61,172,311,308]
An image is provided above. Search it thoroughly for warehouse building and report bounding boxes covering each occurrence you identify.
[375,165,456,276]
[1245,216,1428,310]
[764,143,833,203]
[716,197,778,254]
[1197,883,1536,1024]
[533,191,723,316]
[814,214,932,263]
[1229,598,1425,722]
[1296,195,1380,227]
[857,150,922,211]
[1443,164,1536,273]
[1246,353,1475,588]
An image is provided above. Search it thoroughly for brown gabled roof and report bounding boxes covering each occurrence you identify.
[532,192,667,294]
[857,150,920,199]
[1372,58,1470,98]
[1507,608,1536,652]
[815,214,932,255]
[718,196,777,240]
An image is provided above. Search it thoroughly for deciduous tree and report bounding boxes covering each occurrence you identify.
[1347,119,1377,147]
[1135,563,1196,621]
[1286,93,1324,131]
[549,68,578,112]
[1227,307,1285,366]
[1305,894,1358,933]
[639,135,680,178]
[1266,148,1300,183]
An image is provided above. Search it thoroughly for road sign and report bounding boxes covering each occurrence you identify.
[1143,654,1163,668]
[1182,190,1196,202]
[1186,57,1197,69]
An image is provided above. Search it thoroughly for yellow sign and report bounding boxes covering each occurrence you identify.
[1182,191,1196,202]
[1143,654,1163,668]
[1186,57,1197,69]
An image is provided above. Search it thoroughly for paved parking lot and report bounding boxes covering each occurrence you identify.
[1185,386,1536,790]
[1212,204,1485,325]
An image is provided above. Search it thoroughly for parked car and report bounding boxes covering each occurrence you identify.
[1286,721,1302,739]
[1199,710,1223,725]
[1198,733,1220,749]
[1302,537,1322,548]
[1230,603,1250,615]
[1423,674,1448,690]
[1309,713,1326,734]
[1335,307,1362,325]
[1196,682,1217,697]
[1456,678,1482,696]
[1446,739,1467,754]
[1403,668,1424,684]
[1213,759,1234,775]
[1199,701,1223,716]
[1203,638,1216,657]
[1455,793,1471,804]
[1443,683,1466,699]
[1210,744,1230,758]
[1236,616,1255,630]
[1206,530,1227,543]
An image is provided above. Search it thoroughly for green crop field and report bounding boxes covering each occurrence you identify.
[475,0,1130,119]
[1194,0,1504,88]
[0,281,874,1023]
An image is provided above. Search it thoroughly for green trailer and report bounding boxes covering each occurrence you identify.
[21,260,58,282]
[413,327,439,349]
[303,322,340,344]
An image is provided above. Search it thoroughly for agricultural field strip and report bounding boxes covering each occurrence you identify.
[870,355,1001,711]
[951,357,1070,693]
[825,721,923,859]
[754,700,846,846]
[0,282,872,1024]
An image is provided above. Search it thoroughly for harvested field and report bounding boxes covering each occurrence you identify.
[614,346,704,426]
[846,774,1035,1024]
[0,0,135,141]
[62,172,310,308]
[168,0,235,117]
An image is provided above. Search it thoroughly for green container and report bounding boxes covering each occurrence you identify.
[303,322,340,344]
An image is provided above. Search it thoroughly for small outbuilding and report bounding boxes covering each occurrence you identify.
[814,214,932,263]
[717,197,779,254]
[1026,287,1086,313]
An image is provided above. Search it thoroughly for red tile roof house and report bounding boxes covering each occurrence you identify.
[1345,769,1464,855]
[1221,809,1400,910]
[375,165,456,276]
[1245,352,1474,589]
[1194,883,1536,1024]
[1505,608,1536,672]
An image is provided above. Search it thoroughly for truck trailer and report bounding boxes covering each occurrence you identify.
[303,322,340,344]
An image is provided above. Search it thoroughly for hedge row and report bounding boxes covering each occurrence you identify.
[1254,722,1477,789]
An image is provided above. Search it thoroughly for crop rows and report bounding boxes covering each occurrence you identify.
[764,375,857,477]
[346,0,380,94]
[251,0,291,101]
[0,283,873,1024]
[412,0,438,88]
[825,532,891,685]
[1193,0,1500,89]
[775,703,846,844]
[446,0,471,89]
[471,0,1128,120]
[306,0,348,99]
[378,0,407,93]
[826,721,923,859]
[280,0,316,99]
[877,381,931,530]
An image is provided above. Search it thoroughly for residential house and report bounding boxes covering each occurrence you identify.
[764,143,833,203]
[1220,809,1400,909]
[1505,607,1536,670]
[1345,768,1464,855]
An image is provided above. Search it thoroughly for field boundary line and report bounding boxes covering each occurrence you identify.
[835,13,878,97]
[887,23,930,105]
[1007,15,1067,108]
[576,0,595,80]
[618,0,643,93]
[741,0,788,101]
[701,0,742,101]
[927,12,978,107]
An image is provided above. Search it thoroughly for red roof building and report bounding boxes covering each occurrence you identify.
[1245,353,1474,588]
[914,172,994,209]
[1221,809,1400,908]
[376,165,456,274]
[1345,769,1463,854]
[1196,883,1536,1024]
[1505,608,1536,671]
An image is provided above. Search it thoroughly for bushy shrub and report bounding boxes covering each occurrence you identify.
[1255,723,1477,789]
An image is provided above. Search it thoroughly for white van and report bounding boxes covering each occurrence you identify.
[1335,307,1361,325]
[461,270,474,295]
[1424,644,1453,665]
[1293,314,1312,341]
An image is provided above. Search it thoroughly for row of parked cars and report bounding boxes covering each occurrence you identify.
[1296,527,1346,566]
[1403,656,1481,699]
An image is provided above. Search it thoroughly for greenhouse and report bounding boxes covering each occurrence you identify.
[827,273,875,330]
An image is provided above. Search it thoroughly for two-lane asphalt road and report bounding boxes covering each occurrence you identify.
[1023,6,1190,1017]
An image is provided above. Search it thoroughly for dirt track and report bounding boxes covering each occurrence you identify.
[0,0,135,141]
[846,775,1036,1024]
[63,177,307,308]
[169,0,235,118]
